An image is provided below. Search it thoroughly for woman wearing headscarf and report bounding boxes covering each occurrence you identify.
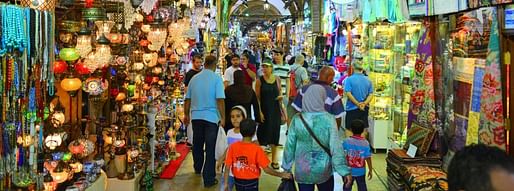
[224,70,261,132]
[282,84,352,191]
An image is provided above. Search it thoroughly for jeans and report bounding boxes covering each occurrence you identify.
[343,175,367,191]
[220,175,235,191]
[192,120,218,186]
[234,178,259,191]
[297,176,334,191]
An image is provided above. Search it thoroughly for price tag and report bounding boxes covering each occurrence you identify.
[407,144,418,158]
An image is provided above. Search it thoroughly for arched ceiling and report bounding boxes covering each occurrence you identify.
[231,0,290,16]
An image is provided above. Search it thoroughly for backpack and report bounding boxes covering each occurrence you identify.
[289,68,298,98]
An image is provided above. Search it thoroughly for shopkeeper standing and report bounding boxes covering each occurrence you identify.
[344,61,373,136]
[184,55,226,188]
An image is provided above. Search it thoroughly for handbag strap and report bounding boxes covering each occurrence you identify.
[299,114,332,157]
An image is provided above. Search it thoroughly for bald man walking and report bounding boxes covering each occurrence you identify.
[291,66,345,127]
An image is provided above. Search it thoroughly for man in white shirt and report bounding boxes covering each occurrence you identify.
[224,54,242,87]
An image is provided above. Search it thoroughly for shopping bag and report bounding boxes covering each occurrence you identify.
[186,123,193,144]
[215,127,228,160]
[277,178,297,191]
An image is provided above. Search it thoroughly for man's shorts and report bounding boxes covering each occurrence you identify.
[345,107,369,131]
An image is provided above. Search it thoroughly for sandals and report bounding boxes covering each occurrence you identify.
[271,163,280,170]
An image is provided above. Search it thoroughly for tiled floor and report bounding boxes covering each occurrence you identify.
[154,125,389,191]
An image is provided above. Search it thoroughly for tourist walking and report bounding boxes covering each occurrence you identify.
[282,84,352,191]
[224,70,261,132]
[255,62,282,170]
[224,54,242,87]
[184,55,226,187]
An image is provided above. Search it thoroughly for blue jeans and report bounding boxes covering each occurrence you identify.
[297,176,334,191]
[220,175,235,191]
[192,120,218,186]
[343,175,367,191]
[234,178,259,191]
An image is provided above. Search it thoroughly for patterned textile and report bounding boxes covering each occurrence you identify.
[404,123,436,156]
[403,166,448,191]
[478,9,506,149]
[408,24,438,130]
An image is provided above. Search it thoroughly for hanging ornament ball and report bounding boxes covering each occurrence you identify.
[44,107,50,120]
[62,152,72,162]
[139,40,149,47]
[145,76,153,84]
[75,62,91,75]
[110,67,117,76]
[53,60,68,74]
[146,15,154,22]
[110,88,119,98]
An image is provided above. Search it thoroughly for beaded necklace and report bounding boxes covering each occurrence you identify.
[46,12,55,96]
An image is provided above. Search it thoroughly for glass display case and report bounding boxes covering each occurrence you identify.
[391,22,422,148]
[363,22,423,150]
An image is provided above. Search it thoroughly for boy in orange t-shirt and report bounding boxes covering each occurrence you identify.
[224,119,292,191]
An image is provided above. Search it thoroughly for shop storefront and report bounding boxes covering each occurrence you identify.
[318,0,513,190]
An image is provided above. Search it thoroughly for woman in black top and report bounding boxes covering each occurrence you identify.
[224,70,261,132]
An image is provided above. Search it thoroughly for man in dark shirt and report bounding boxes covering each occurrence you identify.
[184,54,203,93]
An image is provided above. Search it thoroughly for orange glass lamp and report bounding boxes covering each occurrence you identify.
[61,76,82,97]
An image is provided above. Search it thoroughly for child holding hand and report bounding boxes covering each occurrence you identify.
[224,119,291,191]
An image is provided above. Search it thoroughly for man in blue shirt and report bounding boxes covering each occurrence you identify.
[184,55,226,187]
[344,61,373,135]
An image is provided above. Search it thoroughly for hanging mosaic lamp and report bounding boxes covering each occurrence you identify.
[75,27,93,58]
[95,20,115,39]
[83,7,106,21]
[94,35,112,67]
[59,48,80,62]
[61,76,82,96]
[53,60,68,74]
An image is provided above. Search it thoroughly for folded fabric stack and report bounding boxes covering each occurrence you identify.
[386,149,444,191]
[403,166,448,191]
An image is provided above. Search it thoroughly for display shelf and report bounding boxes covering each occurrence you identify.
[362,22,422,149]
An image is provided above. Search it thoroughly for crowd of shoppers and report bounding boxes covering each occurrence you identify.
[182,47,512,191]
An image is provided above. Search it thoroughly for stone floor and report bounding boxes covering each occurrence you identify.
[154,125,389,191]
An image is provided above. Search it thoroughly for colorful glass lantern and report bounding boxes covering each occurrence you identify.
[94,35,112,67]
[147,14,167,51]
[76,27,92,58]
[107,27,123,44]
[95,20,115,39]
[61,76,82,96]
[53,60,68,74]
[59,48,80,62]
[82,8,106,21]
[45,133,63,150]
[75,61,91,75]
